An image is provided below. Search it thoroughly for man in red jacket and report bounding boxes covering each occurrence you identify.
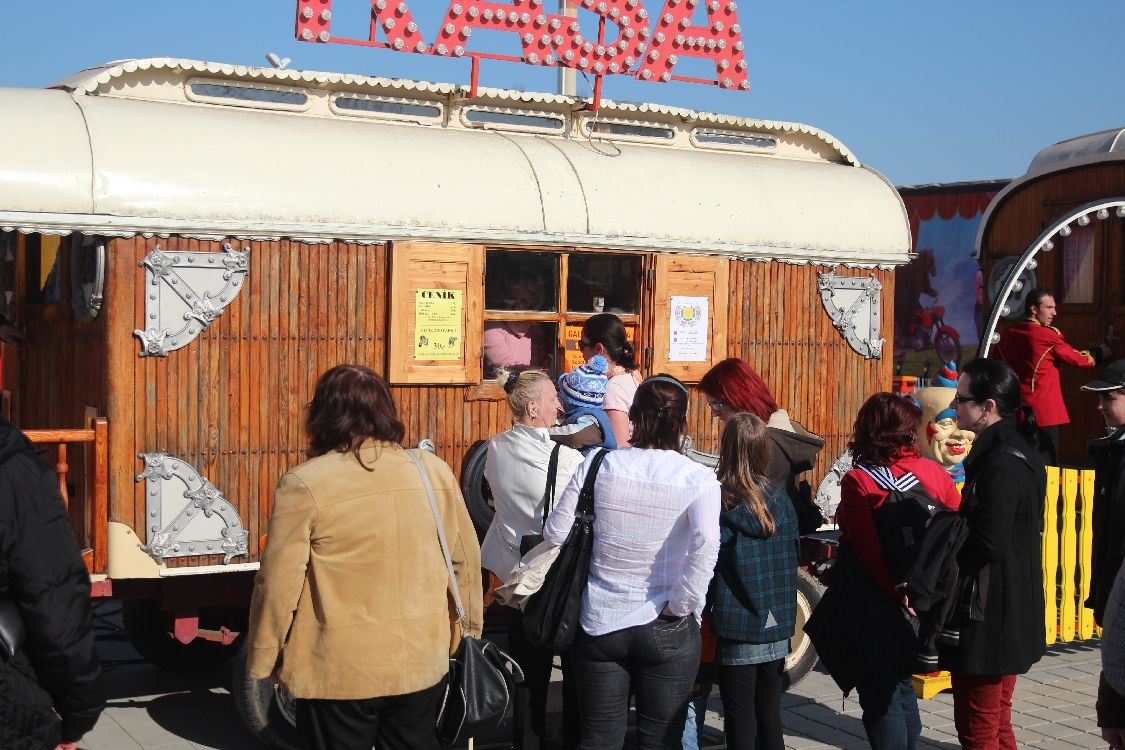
[993,288,1106,464]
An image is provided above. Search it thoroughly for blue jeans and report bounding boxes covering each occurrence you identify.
[855,674,921,750]
[681,695,707,750]
[571,615,701,750]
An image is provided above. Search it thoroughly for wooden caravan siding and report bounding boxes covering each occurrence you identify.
[12,240,108,429]
[982,163,1125,255]
[981,162,1125,467]
[684,259,894,477]
[101,236,890,566]
[108,236,389,568]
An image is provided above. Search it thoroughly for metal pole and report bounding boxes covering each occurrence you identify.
[557,0,577,96]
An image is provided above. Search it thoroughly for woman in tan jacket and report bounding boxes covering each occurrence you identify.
[247,364,483,750]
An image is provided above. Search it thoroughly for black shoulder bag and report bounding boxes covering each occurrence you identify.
[407,451,525,747]
[520,443,562,556]
[0,598,27,660]
[522,448,609,651]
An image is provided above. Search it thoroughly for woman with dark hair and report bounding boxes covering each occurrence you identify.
[711,413,799,750]
[246,364,483,750]
[543,375,721,749]
[804,393,959,750]
[699,358,825,533]
[942,358,1046,750]
[482,367,584,750]
[578,313,642,447]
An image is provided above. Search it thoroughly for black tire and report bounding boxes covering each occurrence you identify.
[461,440,495,534]
[934,329,962,366]
[783,569,824,689]
[121,600,244,672]
[232,640,301,750]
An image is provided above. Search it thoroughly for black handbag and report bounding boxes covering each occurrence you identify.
[407,451,524,747]
[520,443,562,556]
[0,598,27,660]
[522,448,609,651]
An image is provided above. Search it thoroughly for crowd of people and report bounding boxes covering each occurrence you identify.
[10,302,1125,750]
[233,306,1071,750]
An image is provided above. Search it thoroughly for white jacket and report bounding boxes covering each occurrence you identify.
[481,424,584,581]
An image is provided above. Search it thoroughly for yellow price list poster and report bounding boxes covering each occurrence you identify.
[415,289,463,360]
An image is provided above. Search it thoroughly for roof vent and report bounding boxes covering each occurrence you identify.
[585,120,674,141]
[186,80,309,111]
[692,129,777,151]
[332,95,443,123]
[462,107,565,133]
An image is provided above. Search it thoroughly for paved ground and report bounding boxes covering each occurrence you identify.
[83,600,1104,749]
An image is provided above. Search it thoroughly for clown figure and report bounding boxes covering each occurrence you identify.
[915,363,975,482]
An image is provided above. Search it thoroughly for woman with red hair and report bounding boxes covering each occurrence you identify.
[698,358,825,534]
[806,393,960,750]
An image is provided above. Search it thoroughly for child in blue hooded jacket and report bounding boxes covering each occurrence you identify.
[550,354,617,453]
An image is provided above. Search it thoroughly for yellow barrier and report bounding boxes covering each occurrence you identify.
[915,464,1098,699]
[1046,466,1097,643]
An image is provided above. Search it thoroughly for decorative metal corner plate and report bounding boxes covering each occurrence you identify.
[814,449,854,521]
[136,452,249,564]
[817,271,884,359]
[134,242,249,357]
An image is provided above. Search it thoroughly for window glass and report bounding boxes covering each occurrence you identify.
[485,251,557,312]
[483,321,557,380]
[189,83,308,106]
[567,255,641,314]
[1060,225,1096,304]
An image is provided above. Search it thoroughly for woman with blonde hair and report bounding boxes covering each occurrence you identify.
[482,367,585,749]
[710,413,799,750]
[246,364,482,750]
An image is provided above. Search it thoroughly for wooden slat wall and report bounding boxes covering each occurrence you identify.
[103,237,389,567]
[682,259,895,485]
[95,238,893,568]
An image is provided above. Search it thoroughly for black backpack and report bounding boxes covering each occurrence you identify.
[856,465,957,593]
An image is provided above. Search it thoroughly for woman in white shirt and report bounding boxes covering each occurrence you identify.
[543,374,721,750]
[481,368,584,750]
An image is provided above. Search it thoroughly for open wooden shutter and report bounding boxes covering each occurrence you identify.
[650,254,729,382]
[388,242,483,384]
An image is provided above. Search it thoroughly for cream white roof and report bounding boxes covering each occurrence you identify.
[0,57,910,267]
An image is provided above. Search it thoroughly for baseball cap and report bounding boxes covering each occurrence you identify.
[1081,359,1125,392]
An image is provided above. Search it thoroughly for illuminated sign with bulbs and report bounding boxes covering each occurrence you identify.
[295,0,749,97]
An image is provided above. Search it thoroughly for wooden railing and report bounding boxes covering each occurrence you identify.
[23,417,108,574]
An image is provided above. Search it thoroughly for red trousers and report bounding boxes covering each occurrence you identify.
[951,672,1018,750]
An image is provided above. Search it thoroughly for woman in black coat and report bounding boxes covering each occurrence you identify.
[942,358,1047,750]
[0,417,105,750]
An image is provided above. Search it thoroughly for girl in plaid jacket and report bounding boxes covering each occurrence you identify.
[710,413,799,750]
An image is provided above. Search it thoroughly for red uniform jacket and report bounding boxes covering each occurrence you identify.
[993,318,1095,428]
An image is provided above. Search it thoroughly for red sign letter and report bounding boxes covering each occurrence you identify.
[635,0,748,89]
[433,0,650,74]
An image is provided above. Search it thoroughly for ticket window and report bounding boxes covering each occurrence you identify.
[388,242,726,387]
[483,249,643,380]
[483,251,559,380]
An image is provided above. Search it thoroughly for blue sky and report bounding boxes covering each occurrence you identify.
[1,1,1121,186]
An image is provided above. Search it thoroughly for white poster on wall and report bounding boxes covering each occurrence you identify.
[669,295,709,361]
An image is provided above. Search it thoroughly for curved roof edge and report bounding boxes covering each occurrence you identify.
[1026,127,1125,175]
[976,142,1125,256]
[0,59,909,267]
[50,57,859,166]
[0,211,906,269]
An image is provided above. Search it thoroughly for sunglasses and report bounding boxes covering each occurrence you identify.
[953,395,976,404]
